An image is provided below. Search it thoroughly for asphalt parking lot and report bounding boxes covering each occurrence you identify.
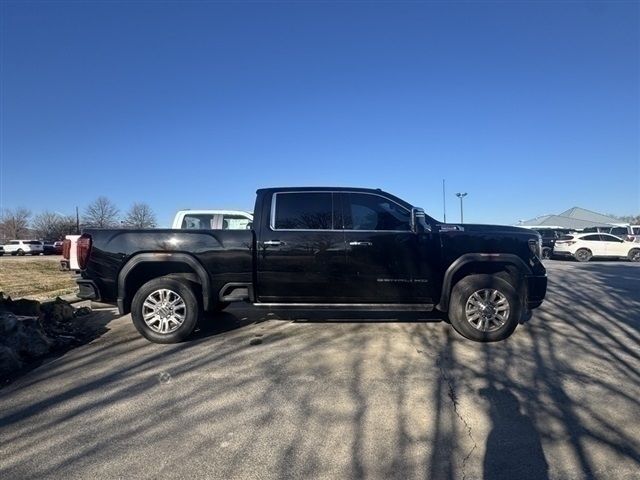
[1,261,639,480]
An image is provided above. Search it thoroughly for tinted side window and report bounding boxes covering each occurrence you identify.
[222,215,251,230]
[343,193,411,231]
[274,193,334,230]
[181,214,215,229]
[609,227,628,237]
[582,235,601,241]
[601,234,623,243]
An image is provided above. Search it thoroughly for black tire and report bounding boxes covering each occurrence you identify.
[448,274,522,342]
[575,248,592,262]
[542,247,552,260]
[131,276,201,344]
[629,248,640,262]
[17,249,24,256]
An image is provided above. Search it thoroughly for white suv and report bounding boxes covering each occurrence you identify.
[554,233,640,262]
[3,240,44,256]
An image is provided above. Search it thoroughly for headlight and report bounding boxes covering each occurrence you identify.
[529,238,542,258]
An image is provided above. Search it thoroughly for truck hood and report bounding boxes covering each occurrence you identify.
[438,223,537,236]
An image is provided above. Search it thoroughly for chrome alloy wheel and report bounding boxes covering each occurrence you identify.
[142,289,187,334]
[465,289,510,332]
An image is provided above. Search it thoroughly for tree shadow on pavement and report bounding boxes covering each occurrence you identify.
[0,263,639,479]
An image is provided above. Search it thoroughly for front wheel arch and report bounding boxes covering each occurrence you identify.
[436,255,531,312]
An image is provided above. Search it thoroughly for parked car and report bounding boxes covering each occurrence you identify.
[553,233,640,262]
[534,228,576,259]
[172,210,253,230]
[42,241,63,255]
[71,187,547,344]
[3,240,44,256]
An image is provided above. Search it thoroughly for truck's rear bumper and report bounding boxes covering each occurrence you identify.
[525,274,547,309]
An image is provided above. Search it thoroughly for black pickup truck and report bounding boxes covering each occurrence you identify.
[72,187,547,343]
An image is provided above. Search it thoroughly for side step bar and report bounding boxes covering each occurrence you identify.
[252,303,434,311]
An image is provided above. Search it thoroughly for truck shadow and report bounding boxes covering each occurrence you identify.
[0,263,639,479]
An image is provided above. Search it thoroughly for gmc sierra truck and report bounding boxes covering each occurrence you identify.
[70,187,547,343]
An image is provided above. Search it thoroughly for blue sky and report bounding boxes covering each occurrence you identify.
[1,1,638,226]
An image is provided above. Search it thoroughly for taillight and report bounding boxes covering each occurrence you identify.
[77,234,92,270]
[62,239,71,259]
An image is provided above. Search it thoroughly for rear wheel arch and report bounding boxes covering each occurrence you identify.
[436,254,531,312]
[628,248,640,262]
[118,253,212,314]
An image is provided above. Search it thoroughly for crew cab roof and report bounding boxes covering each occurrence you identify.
[256,186,414,210]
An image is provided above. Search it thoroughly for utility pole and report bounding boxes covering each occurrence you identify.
[456,192,468,223]
[442,179,447,223]
[76,206,80,234]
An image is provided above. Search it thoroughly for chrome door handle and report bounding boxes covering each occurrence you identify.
[263,240,285,246]
[349,241,372,246]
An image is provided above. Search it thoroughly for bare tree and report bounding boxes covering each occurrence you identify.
[0,208,31,240]
[32,211,61,239]
[608,213,640,225]
[83,197,120,228]
[123,202,158,228]
[32,212,77,240]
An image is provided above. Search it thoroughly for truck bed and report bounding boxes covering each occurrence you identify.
[83,228,254,307]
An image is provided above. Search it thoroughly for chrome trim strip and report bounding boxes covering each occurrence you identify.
[253,302,434,310]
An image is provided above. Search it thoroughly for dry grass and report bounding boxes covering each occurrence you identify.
[0,258,77,301]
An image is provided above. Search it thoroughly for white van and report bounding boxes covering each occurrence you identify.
[171,210,253,230]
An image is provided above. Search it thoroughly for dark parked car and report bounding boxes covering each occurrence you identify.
[534,228,576,259]
[43,241,64,255]
[72,187,547,344]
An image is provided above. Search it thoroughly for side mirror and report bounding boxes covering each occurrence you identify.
[411,207,430,233]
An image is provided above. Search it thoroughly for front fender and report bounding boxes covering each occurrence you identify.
[435,253,533,312]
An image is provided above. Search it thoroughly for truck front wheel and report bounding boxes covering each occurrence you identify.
[448,274,521,342]
[131,276,200,344]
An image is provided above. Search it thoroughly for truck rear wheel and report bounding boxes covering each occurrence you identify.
[131,276,200,344]
[448,274,521,342]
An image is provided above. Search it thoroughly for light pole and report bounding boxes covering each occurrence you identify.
[456,192,468,223]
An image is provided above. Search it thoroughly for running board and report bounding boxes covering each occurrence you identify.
[252,303,434,311]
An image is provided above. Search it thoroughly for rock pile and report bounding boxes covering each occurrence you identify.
[0,293,92,382]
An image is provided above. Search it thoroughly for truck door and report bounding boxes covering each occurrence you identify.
[256,191,347,302]
[339,192,439,303]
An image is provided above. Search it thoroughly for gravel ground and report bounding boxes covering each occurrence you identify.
[0,261,639,479]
